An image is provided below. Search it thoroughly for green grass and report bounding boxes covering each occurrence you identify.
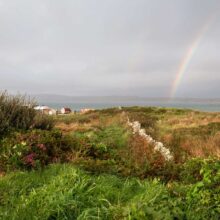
[0,164,172,219]
[0,163,219,220]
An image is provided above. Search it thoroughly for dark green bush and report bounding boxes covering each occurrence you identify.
[0,91,36,136]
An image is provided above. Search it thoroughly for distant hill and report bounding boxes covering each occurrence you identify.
[31,94,220,104]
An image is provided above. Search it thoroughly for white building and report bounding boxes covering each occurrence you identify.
[34,105,57,115]
[60,107,72,114]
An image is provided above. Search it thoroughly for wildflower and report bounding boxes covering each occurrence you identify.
[21,141,26,146]
[13,145,17,149]
[23,153,36,166]
[127,119,173,161]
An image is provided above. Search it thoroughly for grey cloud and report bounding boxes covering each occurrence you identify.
[0,0,219,97]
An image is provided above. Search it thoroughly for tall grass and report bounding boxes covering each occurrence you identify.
[1,164,171,219]
[0,163,219,219]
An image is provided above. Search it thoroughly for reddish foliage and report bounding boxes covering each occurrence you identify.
[23,153,36,167]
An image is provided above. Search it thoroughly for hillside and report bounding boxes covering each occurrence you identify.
[0,104,220,219]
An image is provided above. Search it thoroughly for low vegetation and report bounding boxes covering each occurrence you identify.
[0,93,220,219]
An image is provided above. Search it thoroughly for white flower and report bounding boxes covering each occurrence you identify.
[21,141,26,146]
[127,119,173,161]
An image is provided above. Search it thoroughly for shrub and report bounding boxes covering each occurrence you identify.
[184,159,220,218]
[0,91,36,136]
[33,113,54,130]
[179,158,204,183]
[0,130,78,171]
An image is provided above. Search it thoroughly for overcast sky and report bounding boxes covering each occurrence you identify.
[0,0,219,98]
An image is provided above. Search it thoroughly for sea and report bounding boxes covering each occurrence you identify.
[40,100,220,112]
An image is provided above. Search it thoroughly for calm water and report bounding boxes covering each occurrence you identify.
[41,100,220,112]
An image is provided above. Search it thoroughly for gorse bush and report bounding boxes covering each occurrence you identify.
[0,92,36,136]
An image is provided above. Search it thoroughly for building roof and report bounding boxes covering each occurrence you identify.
[34,105,50,110]
[62,107,71,111]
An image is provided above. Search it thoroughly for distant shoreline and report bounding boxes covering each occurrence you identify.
[36,101,220,112]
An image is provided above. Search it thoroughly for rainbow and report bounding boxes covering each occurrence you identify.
[170,15,215,98]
